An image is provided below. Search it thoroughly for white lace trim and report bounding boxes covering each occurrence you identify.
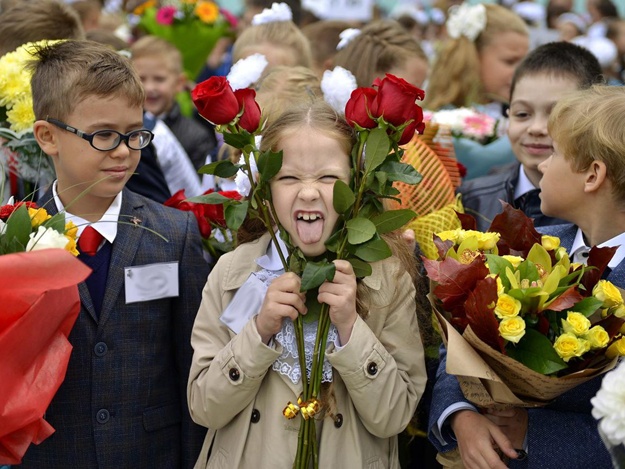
[273,318,337,384]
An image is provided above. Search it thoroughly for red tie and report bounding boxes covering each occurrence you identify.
[79,225,104,256]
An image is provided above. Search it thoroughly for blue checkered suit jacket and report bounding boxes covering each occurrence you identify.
[428,223,623,469]
[20,188,209,468]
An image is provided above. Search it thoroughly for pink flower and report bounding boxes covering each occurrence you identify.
[463,114,496,140]
[155,6,177,25]
[220,8,239,28]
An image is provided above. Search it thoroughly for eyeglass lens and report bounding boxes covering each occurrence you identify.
[92,130,152,151]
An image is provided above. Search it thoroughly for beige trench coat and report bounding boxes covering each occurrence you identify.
[188,233,427,469]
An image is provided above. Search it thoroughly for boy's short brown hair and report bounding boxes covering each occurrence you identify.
[129,35,183,74]
[549,85,625,203]
[30,39,144,121]
[0,0,85,56]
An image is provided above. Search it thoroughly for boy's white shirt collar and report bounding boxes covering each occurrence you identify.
[570,227,625,269]
[52,180,122,244]
[514,165,537,200]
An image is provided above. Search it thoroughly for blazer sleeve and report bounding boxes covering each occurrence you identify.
[172,210,211,468]
[187,257,281,430]
[327,267,427,439]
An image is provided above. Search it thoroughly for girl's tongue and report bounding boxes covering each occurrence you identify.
[295,218,324,244]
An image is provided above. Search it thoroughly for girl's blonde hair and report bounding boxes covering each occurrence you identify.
[333,19,428,88]
[232,21,312,68]
[425,4,528,110]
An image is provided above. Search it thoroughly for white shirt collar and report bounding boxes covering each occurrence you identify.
[52,180,122,244]
[514,165,537,200]
[570,227,625,268]
[255,230,289,271]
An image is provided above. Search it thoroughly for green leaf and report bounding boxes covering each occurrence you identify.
[198,160,240,178]
[302,289,323,323]
[223,131,252,149]
[333,180,355,215]
[4,204,32,249]
[377,161,422,185]
[354,238,392,262]
[43,212,67,233]
[371,209,415,234]
[187,192,232,204]
[506,328,568,375]
[347,257,373,278]
[324,229,342,253]
[300,260,336,291]
[570,297,604,317]
[346,217,376,245]
[224,201,248,231]
[257,150,283,182]
[364,128,391,172]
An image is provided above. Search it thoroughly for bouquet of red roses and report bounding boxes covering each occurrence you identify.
[424,204,625,407]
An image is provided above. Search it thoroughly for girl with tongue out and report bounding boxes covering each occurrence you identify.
[187,101,427,468]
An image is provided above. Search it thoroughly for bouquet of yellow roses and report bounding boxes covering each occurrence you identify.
[0,198,91,464]
[424,204,625,407]
[0,41,57,196]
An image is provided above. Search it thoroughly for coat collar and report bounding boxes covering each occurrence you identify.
[222,232,382,291]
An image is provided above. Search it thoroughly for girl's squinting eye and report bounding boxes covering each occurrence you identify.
[277,175,298,181]
[320,175,339,181]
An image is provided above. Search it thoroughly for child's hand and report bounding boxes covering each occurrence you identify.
[318,260,358,345]
[256,273,307,344]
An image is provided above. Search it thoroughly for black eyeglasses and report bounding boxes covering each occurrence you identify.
[46,118,154,151]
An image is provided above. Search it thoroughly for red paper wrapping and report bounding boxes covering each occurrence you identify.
[0,249,91,465]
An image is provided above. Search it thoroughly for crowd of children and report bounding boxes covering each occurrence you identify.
[1,0,625,468]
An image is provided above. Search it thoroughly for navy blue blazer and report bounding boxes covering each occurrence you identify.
[20,188,209,468]
[428,223,623,469]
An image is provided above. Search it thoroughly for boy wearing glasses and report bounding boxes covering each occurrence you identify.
[24,40,209,468]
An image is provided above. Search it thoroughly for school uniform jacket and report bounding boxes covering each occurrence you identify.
[20,188,209,468]
[428,223,621,469]
[187,232,428,468]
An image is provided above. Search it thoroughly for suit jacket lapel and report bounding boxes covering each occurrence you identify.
[98,189,145,329]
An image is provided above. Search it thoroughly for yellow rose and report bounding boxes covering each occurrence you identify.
[499,316,526,343]
[65,236,79,256]
[502,255,523,268]
[496,276,505,296]
[606,336,625,359]
[613,304,625,318]
[554,333,589,362]
[541,235,560,251]
[495,293,522,319]
[584,326,609,349]
[593,280,624,308]
[28,207,51,228]
[476,232,500,251]
[65,220,78,240]
[437,229,461,244]
[562,312,591,336]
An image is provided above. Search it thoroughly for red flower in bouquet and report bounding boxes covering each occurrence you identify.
[192,76,261,133]
[344,87,378,129]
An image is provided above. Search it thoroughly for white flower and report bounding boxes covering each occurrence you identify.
[26,225,69,252]
[227,53,269,91]
[591,360,625,446]
[446,3,487,41]
[336,28,361,50]
[429,108,478,132]
[0,219,6,235]
[321,67,357,115]
[234,150,259,197]
[251,2,292,25]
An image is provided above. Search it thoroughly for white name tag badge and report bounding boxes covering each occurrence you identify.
[124,262,179,304]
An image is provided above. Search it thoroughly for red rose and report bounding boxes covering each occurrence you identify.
[371,74,425,127]
[398,121,417,145]
[0,201,38,221]
[203,190,242,227]
[164,190,212,237]
[234,88,262,133]
[345,87,378,129]
[192,76,239,125]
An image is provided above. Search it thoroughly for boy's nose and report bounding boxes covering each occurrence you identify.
[297,183,320,201]
[109,140,131,158]
[527,116,548,135]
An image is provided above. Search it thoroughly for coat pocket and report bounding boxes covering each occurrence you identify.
[143,401,182,432]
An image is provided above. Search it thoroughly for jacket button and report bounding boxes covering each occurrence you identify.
[367,362,378,376]
[96,409,110,424]
[228,368,240,381]
[94,342,108,357]
[251,409,261,423]
[334,413,343,428]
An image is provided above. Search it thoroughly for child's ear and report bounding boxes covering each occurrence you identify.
[584,160,608,194]
[176,72,187,93]
[33,120,59,157]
